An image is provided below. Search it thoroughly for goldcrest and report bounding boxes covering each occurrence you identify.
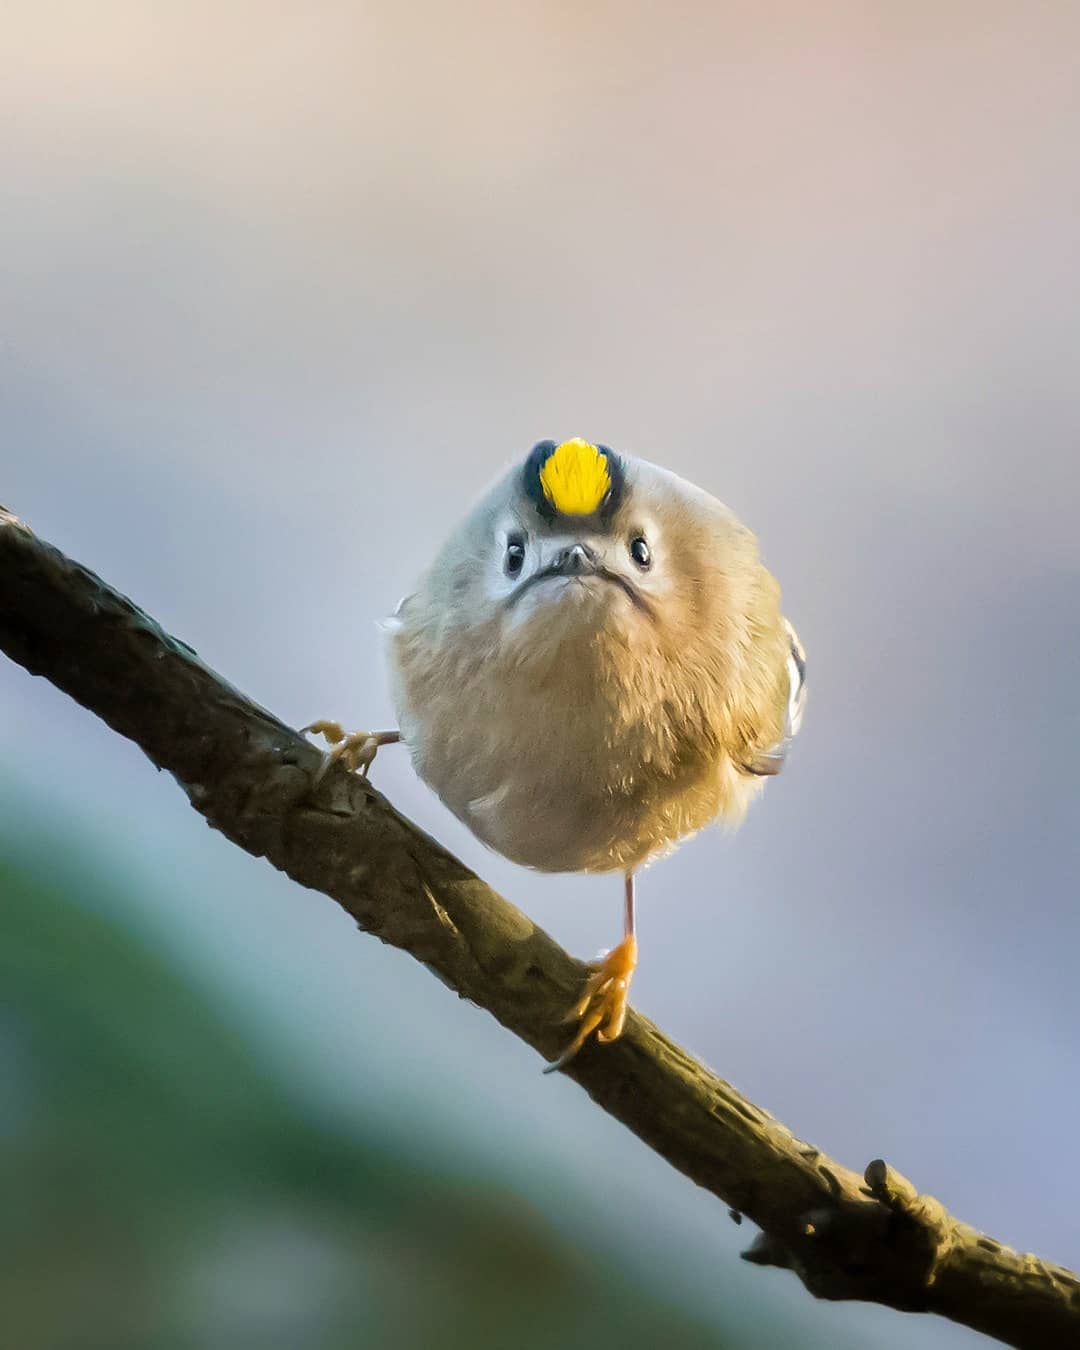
[307,438,805,1069]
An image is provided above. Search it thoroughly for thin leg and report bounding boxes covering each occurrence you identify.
[544,870,639,1073]
[303,721,401,783]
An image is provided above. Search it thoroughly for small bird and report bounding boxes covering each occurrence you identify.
[306,438,805,1069]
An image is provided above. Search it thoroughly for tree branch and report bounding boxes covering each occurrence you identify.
[1,503,1076,1350]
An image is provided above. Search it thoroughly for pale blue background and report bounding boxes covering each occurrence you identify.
[3,4,1079,1347]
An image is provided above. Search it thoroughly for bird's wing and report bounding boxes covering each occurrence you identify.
[743,620,806,777]
[379,593,415,633]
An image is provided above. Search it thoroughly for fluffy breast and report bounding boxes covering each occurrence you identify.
[386,605,772,874]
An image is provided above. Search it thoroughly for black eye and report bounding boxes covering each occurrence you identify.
[629,536,651,569]
[504,535,526,577]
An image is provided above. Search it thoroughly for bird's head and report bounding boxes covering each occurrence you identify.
[485,438,666,644]
[395,435,771,701]
[399,436,756,676]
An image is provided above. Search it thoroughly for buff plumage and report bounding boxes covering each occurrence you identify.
[310,439,805,1068]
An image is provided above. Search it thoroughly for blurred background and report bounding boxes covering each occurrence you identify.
[2,3,1078,1347]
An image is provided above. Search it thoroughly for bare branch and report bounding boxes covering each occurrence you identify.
[1,503,1076,1349]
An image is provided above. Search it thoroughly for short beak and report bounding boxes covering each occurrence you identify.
[550,543,600,576]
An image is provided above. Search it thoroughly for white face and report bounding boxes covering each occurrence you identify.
[487,512,662,639]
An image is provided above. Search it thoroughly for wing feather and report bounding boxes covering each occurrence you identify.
[743,619,806,777]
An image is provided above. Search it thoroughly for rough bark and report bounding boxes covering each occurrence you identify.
[1,503,1076,1349]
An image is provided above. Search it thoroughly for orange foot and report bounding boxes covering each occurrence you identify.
[544,934,638,1073]
[302,719,400,784]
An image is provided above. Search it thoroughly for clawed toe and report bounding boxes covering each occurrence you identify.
[302,720,400,783]
[544,934,638,1073]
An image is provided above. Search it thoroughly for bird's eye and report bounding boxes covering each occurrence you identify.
[504,535,526,577]
[629,536,651,570]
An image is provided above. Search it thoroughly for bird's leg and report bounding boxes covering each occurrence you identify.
[302,720,401,785]
[544,872,638,1073]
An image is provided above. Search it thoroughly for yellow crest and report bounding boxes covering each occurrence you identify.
[538,439,611,516]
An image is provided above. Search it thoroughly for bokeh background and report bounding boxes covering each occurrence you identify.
[3,4,1079,1348]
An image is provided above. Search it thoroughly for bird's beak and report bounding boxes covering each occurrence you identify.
[549,543,601,576]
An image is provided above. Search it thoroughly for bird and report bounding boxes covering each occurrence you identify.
[305,438,805,1070]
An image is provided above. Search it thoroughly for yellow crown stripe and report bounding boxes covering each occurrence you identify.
[539,439,611,516]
